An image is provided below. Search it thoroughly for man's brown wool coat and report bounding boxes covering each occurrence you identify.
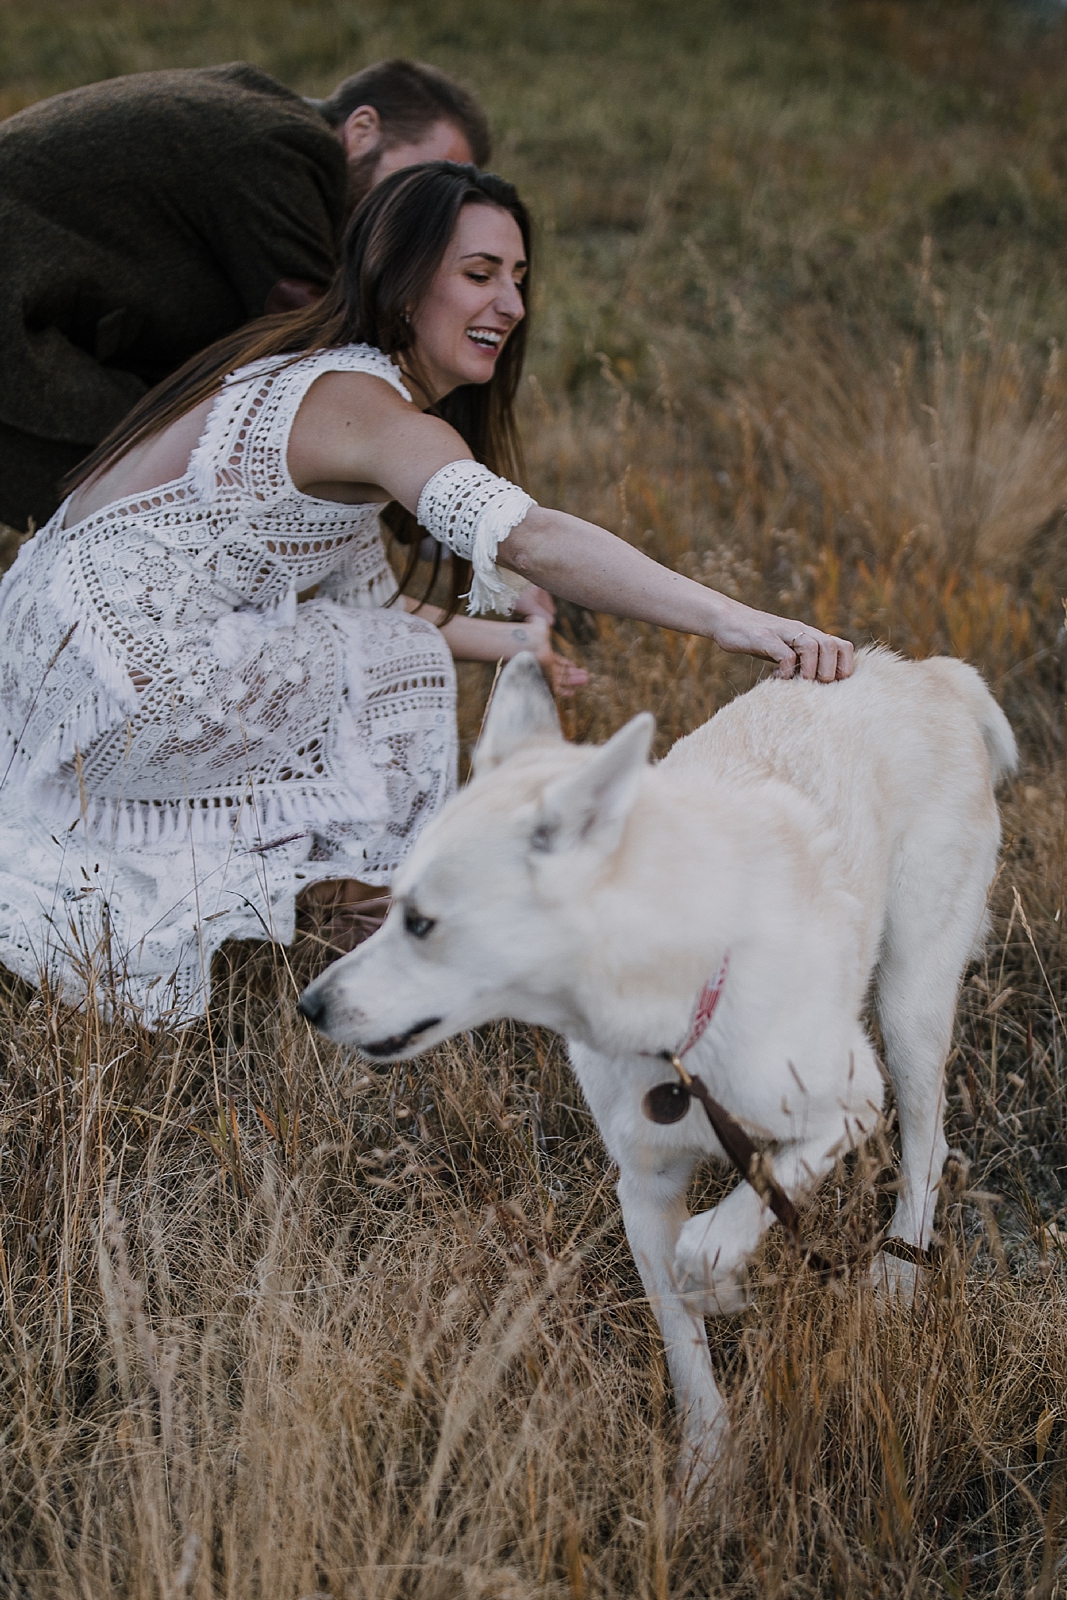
[0,62,349,531]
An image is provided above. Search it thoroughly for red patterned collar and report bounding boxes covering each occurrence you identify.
[673,953,730,1059]
[640,952,729,1064]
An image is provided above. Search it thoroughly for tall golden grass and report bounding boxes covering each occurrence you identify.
[3,1,1067,1594]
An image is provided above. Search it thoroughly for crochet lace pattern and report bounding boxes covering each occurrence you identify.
[0,344,461,1024]
[416,460,535,614]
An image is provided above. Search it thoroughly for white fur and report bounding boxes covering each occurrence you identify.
[300,647,1016,1491]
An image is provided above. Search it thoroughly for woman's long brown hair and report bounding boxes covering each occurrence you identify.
[65,162,531,617]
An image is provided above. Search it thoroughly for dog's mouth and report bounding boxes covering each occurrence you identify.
[360,1016,444,1058]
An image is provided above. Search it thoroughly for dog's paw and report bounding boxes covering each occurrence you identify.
[673,1215,751,1315]
[669,1418,738,1534]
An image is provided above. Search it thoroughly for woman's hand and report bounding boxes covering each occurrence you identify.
[509,590,587,693]
[499,614,588,698]
[708,598,854,682]
[413,597,589,697]
[545,652,589,696]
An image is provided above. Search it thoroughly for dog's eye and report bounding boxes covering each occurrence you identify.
[404,908,436,940]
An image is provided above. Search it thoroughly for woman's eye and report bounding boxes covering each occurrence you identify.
[467,272,490,284]
[404,909,436,940]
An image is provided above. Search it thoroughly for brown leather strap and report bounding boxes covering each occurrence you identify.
[670,1055,843,1281]
[669,1055,939,1281]
[880,1235,940,1268]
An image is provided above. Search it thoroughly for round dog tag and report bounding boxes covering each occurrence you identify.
[643,1081,691,1123]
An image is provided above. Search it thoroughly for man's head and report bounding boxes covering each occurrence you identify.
[311,58,491,206]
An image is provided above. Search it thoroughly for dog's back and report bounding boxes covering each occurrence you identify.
[664,647,1016,900]
[667,646,1015,787]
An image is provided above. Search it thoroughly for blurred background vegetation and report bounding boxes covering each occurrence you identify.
[6,0,1067,711]
[4,4,1067,1596]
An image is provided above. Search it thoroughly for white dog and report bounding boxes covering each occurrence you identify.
[300,648,1016,1486]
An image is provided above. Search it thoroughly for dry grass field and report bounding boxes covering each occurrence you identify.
[3,1,1067,1594]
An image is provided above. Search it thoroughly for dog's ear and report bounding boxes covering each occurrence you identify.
[530,712,654,859]
[473,652,563,776]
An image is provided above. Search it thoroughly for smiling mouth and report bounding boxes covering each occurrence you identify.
[361,1016,444,1058]
[466,327,503,349]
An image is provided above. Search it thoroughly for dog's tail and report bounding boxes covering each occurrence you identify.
[925,656,1018,786]
[979,692,1019,787]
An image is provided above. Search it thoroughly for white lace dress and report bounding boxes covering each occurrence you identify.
[0,344,533,1024]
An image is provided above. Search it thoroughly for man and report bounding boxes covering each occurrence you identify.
[0,58,488,531]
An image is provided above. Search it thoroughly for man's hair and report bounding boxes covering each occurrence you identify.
[311,58,490,167]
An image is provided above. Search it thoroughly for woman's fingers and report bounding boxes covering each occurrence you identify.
[546,651,588,698]
[770,626,854,681]
[804,632,852,681]
[833,637,855,679]
[521,616,587,698]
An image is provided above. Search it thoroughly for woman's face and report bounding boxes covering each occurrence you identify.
[408,202,526,403]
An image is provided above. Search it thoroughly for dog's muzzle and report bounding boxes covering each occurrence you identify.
[359,1017,444,1057]
[297,985,442,1058]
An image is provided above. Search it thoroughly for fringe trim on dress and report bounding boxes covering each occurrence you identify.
[26,775,380,850]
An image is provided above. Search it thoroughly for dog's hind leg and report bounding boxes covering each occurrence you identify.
[875,893,985,1255]
[616,1163,730,1490]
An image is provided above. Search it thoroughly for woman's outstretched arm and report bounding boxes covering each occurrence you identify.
[498,507,851,682]
[289,372,853,682]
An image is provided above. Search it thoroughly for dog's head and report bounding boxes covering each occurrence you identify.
[298,654,653,1055]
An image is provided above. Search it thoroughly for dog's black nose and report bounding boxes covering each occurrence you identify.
[297,987,326,1027]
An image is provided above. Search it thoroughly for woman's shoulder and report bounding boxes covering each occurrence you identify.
[224,343,413,404]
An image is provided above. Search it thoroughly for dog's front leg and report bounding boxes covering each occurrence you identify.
[673,1129,843,1314]
[673,1178,769,1316]
[616,1165,729,1490]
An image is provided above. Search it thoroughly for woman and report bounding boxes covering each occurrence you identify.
[0,163,851,1024]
